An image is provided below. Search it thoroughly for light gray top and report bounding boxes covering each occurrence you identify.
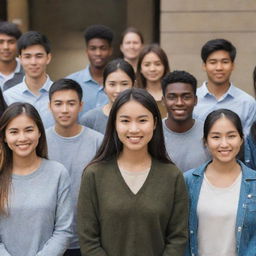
[46,126,103,249]
[0,159,72,256]
[80,106,108,134]
[163,118,210,172]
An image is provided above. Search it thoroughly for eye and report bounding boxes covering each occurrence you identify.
[139,118,147,123]
[120,119,129,123]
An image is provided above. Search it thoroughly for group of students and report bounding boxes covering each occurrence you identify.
[0,21,256,256]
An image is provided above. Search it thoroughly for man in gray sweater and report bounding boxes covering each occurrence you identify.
[46,78,103,256]
[162,70,210,172]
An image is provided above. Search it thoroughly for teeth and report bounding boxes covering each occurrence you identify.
[128,136,141,143]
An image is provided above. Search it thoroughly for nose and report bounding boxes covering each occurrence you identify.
[3,41,9,49]
[149,64,156,71]
[95,48,101,56]
[129,121,139,133]
[30,56,37,64]
[220,137,228,147]
[115,85,122,94]
[17,131,27,141]
[175,97,184,106]
[216,61,223,70]
[61,104,68,112]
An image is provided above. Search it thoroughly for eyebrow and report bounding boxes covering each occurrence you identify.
[119,114,149,118]
[8,125,34,130]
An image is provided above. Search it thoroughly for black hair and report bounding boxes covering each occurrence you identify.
[89,88,172,165]
[17,31,51,55]
[201,39,236,63]
[162,70,197,96]
[0,89,7,118]
[203,109,243,141]
[84,24,114,45]
[136,44,170,88]
[0,21,21,39]
[103,58,136,86]
[120,27,144,45]
[49,78,83,102]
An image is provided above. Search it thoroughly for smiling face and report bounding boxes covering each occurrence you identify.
[203,50,234,86]
[164,82,197,123]
[206,116,243,164]
[104,69,133,103]
[115,100,155,154]
[120,32,143,61]
[140,52,165,83]
[86,38,112,69]
[20,44,51,80]
[0,34,18,63]
[5,114,41,160]
[49,89,83,129]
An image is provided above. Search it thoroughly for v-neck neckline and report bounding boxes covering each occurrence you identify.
[114,158,155,197]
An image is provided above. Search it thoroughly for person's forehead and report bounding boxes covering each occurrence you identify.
[166,82,194,93]
[87,38,110,47]
[0,33,17,40]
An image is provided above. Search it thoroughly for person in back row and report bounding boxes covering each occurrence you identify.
[162,70,210,172]
[0,21,24,91]
[46,78,103,256]
[68,24,114,115]
[193,38,256,135]
[3,31,54,128]
[80,58,135,134]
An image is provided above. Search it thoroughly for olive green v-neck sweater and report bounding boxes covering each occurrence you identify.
[77,158,188,256]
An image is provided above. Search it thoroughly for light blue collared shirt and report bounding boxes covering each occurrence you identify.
[67,65,108,115]
[3,75,54,128]
[193,82,256,135]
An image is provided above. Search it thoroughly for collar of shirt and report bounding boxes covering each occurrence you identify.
[201,81,236,100]
[83,65,104,88]
[21,75,52,94]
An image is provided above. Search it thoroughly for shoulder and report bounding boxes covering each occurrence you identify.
[232,86,255,103]
[43,159,69,177]
[80,107,102,122]
[4,82,23,97]
[66,68,86,79]
[81,126,104,140]
[45,126,55,136]
[153,159,182,178]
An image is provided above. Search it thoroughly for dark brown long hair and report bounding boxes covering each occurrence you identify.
[89,88,172,166]
[136,44,170,88]
[0,103,48,214]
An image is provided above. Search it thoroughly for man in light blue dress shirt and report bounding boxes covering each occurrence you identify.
[193,39,256,135]
[67,25,113,116]
[3,31,54,128]
[0,22,24,91]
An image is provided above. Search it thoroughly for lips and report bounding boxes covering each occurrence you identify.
[127,136,142,143]
[16,143,31,150]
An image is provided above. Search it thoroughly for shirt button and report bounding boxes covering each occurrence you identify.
[238,226,242,232]
[248,194,252,198]
[190,230,194,234]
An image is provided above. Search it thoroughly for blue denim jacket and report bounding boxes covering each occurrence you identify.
[244,135,256,170]
[184,160,256,256]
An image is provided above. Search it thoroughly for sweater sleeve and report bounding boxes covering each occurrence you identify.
[163,171,189,256]
[36,167,73,256]
[77,167,108,256]
[0,241,12,256]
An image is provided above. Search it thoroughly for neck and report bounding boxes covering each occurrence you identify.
[146,81,162,100]
[118,147,151,172]
[25,74,47,95]
[55,123,82,137]
[124,58,138,71]
[207,80,230,99]
[165,117,195,133]
[102,102,112,116]
[208,158,240,175]
[0,59,17,75]
[89,65,104,85]
[12,153,41,175]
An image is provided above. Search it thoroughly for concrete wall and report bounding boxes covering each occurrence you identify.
[160,0,256,96]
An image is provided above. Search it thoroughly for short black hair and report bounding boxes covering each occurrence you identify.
[84,24,114,45]
[18,31,51,55]
[201,39,236,63]
[49,78,83,102]
[0,21,22,39]
[162,70,197,96]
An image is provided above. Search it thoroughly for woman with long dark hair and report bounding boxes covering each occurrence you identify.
[136,44,170,118]
[185,109,256,256]
[77,88,188,256]
[80,58,135,134]
[0,102,72,256]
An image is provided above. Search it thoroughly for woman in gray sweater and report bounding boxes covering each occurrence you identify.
[0,102,72,256]
[77,88,188,256]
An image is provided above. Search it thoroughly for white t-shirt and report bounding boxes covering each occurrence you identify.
[197,173,242,256]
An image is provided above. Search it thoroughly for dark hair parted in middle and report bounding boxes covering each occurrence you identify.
[201,39,236,63]
[90,88,172,165]
[103,58,136,86]
[162,70,197,96]
[49,78,83,102]
[17,31,51,55]
[136,44,170,88]
[84,24,114,45]
[203,109,244,142]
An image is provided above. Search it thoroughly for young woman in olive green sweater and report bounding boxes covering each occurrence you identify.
[77,88,188,256]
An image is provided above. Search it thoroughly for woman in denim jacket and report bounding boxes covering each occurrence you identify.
[244,123,256,170]
[184,109,256,256]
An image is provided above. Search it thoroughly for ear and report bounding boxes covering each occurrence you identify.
[194,95,198,106]
[120,44,124,54]
[79,101,84,112]
[46,53,52,65]
[202,62,206,71]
